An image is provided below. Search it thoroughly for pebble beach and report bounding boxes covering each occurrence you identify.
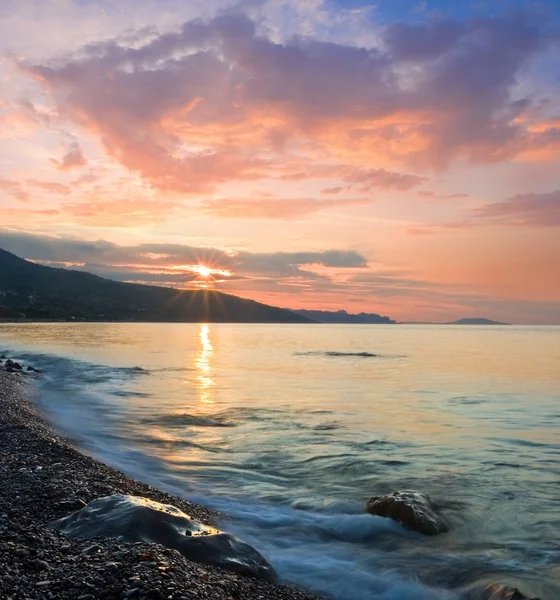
[0,370,321,600]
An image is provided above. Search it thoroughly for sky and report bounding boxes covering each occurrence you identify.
[0,0,559,324]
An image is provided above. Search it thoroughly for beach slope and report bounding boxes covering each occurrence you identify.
[0,371,321,600]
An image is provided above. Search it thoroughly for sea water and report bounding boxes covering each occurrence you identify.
[1,323,558,599]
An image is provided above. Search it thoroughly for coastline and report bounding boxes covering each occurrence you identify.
[0,371,321,600]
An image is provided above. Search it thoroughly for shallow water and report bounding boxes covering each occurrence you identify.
[1,323,559,599]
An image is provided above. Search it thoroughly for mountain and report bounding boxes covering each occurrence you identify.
[293,309,395,324]
[446,318,510,326]
[0,248,310,323]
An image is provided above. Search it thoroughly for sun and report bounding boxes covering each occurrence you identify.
[195,265,212,278]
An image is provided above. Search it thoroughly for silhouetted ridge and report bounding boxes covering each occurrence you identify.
[0,248,310,323]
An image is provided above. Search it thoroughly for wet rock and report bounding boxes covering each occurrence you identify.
[26,365,43,373]
[5,359,22,370]
[365,490,449,535]
[50,494,276,581]
[482,584,540,600]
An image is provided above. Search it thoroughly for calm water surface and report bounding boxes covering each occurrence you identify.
[1,323,559,600]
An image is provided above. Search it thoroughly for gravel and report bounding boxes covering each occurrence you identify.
[0,369,323,600]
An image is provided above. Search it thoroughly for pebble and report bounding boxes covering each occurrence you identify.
[34,559,50,571]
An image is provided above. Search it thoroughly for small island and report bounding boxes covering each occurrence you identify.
[446,318,510,326]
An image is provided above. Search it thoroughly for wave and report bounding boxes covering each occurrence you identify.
[449,396,488,405]
[196,496,457,600]
[141,412,236,428]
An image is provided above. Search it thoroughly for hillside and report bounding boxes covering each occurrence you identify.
[0,248,310,323]
[293,309,395,324]
[446,318,510,326]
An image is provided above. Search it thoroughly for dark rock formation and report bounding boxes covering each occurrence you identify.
[365,491,448,535]
[482,583,540,600]
[50,494,276,581]
[5,359,22,370]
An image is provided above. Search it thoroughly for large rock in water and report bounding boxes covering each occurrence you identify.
[482,584,540,600]
[50,494,276,581]
[365,491,448,535]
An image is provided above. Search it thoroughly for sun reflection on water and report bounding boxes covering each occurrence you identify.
[194,324,215,404]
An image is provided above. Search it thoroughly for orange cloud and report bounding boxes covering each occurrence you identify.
[26,180,71,195]
[202,196,373,219]
[61,196,184,226]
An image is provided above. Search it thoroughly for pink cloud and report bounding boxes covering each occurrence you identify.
[476,191,560,227]
[51,143,88,171]
[417,190,470,199]
[23,11,558,195]
[321,186,349,195]
[0,178,30,202]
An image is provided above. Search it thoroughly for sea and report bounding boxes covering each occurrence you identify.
[0,322,558,600]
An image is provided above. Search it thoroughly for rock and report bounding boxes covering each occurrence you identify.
[482,584,540,600]
[365,490,448,535]
[50,494,276,581]
[26,366,43,373]
[5,360,22,370]
[34,559,50,571]
[81,543,103,555]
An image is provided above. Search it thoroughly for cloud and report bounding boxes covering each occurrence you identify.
[0,231,369,287]
[1,229,557,323]
[51,143,88,170]
[202,196,372,219]
[0,178,29,202]
[383,19,466,61]
[21,10,558,196]
[417,190,470,199]
[416,190,560,230]
[61,196,184,226]
[320,186,348,195]
[26,180,71,195]
[0,98,50,139]
[279,165,426,190]
[476,190,560,226]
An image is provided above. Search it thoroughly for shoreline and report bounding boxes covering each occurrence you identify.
[0,370,321,600]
